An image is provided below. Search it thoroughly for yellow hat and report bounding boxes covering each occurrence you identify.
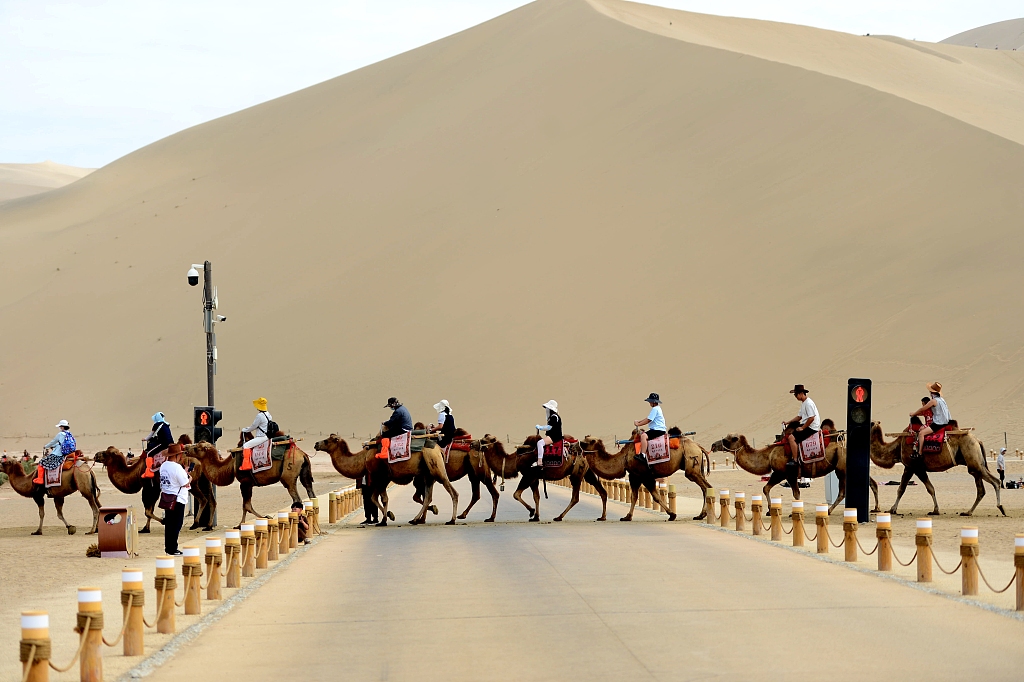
[253,397,268,411]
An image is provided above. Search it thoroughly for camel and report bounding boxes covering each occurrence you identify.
[0,456,102,535]
[92,445,214,532]
[413,429,501,522]
[579,428,711,521]
[870,421,1004,517]
[185,438,315,526]
[720,430,879,514]
[314,433,459,525]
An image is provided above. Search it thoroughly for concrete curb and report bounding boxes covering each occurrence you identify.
[116,513,356,681]
[699,519,1024,623]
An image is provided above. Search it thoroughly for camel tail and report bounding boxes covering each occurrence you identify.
[300,455,315,490]
[698,444,711,476]
[978,440,991,470]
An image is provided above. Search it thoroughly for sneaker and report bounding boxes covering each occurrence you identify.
[531,461,542,467]
[167,550,183,556]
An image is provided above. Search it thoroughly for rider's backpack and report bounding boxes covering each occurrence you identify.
[60,433,77,455]
[262,413,280,438]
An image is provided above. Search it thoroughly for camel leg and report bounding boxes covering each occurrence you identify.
[32,491,45,535]
[869,478,881,513]
[912,470,941,515]
[458,473,480,520]
[53,497,76,535]
[762,471,786,503]
[513,477,538,519]
[409,481,433,524]
[621,480,640,522]
[962,471,989,517]
[424,451,459,525]
[553,473,582,522]
[412,476,424,505]
[686,470,711,520]
[887,467,916,515]
[828,469,848,515]
[586,470,608,521]
[239,481,257,526]
[532,481,541,521]
[480,471,500,522]
[970,465,1006,516]
[648,481,676,521]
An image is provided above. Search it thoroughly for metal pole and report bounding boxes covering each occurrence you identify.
[204,260,214,406]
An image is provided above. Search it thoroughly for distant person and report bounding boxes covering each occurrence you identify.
[784,385,820,475]
[998,448,1006,487]
[159,444,190,556]
[429,400,456,450]
[142,412,174,479]
[533,400,562,467]
[633,393,666,466]
[379,397,412,459]
[910,382,950,457]
[36,419,76,484]
[358,471,378,524]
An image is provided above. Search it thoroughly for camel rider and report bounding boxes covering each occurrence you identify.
[910,382,950,456]
[242,397,273,450]
[379,397,413,459]
[918,397,933,426]
[36,419,76,484]
[142,412,174,479]
[532,400,562,467]
[634,393,666,466]
[784,385,820,472]
[430,400,456,449]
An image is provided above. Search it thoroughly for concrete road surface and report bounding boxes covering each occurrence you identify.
[146,480,1024,681]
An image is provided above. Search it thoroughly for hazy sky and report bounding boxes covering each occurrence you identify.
[1,1,1019,168]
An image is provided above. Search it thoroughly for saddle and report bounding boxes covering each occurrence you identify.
[798,432,825,464]
[909,422,956,455]
[646,435,671,464]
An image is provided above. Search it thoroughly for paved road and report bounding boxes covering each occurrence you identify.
[147,481,1024,681]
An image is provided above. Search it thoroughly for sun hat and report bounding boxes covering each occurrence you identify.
[385,397,401,409]
[253,397,268,411]
[542,400,559,413]
[433,400,450,413]
[927,382,942,395]
[152,412,166,424]
[644,393,661,404]
[55,419,70,428]
[789,385,809,395]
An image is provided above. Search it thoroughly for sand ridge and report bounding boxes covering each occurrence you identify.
[0,161,92,203]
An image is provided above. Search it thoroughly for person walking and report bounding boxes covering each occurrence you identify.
[998,448,1006,488]
[159,444,190,556]
[358,472,378,524]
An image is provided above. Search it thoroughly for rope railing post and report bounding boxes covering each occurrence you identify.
[769,498,782,542]
[815,505,829,554]
[734,492,745,532]
[961,527,979,596]
[750,496,763,536]
[205,538,223,600]
[267,515,280,562]
[791,501,805,547]
[278,511,291,555]
[121,568,145,656]
[328,491,338,524]
[224,530,242,588]
[310,498,322,535]
[20,611,49,682]
[704,492,716,524]
[182,547,202,615]
[78,587,103,682]
[254,519,269,569]
[668,484,677,516]
[154,557,176,634]
[916,519,933,583]
[240,524,256,577]
[876,514,892,572]
[843,510,858,562]
[289,509,300,549]
[719,490,730,528]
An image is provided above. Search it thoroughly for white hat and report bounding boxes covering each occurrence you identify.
[56,419,70,428]
[433,400,450,413]
[542,400,559,413]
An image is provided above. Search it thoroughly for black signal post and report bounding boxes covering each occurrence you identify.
[193,406,223,445]
[846,378,872,523]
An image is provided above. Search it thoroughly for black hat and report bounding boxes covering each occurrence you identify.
[645,393,661,404]
[384,397,401,409]
[789,384,809,395]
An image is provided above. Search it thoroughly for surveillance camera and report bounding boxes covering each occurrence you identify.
[187,267,199,286]
[216,315,227,322]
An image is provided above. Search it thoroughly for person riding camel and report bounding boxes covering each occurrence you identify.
[429,400,456,450]
[142,412,174,479]
[910,382,951,457]
[532,400,562,467]
[633,393,666,466]
[784,385,820,474]
[379,397,413,459]
[242,397,273,449]
[917,396,933,426]
[35,419,76,484]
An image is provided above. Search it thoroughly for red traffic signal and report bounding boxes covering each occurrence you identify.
[852,385,868,403]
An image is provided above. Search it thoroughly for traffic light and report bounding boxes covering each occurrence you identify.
[846,378,872,522]
[194,406,223,444]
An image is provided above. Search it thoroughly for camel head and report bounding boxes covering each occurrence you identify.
[719,434,744,452]
[91,446,124,465]
[314,434,354,457]
[580,435,607,456]
[185,441,221,461]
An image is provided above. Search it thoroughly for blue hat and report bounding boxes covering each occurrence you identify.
[152,412,166,424]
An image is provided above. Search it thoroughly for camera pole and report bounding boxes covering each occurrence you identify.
[203,260,215,406]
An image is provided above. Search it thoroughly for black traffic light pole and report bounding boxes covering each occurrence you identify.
[204,260,215,406]
[846,378,872,523]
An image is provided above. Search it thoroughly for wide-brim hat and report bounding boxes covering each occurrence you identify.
[55,419,70,428]
[789,384,809,395]
[433,400,450,413]
[644,393,661,404]
[168,444,183,456]
[385,397,401,409]
[542,400,559,413]
[253,397,268,411]
[927,382,942,395]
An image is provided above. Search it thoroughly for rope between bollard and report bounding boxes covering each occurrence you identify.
[47,616,91,672]
[977,562,1016,594]
[142,584,168,628]
[856,535,879,556]
[890,544,918,567]
[932,552,963,576]
[760,515,771,532]
[824,524,845,549]
[781,518,794,535]
[743,509,753,522]
[804,523,817,541]
[102,595,133,647]
[20,643,37,682]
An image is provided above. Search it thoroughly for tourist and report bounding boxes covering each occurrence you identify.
[358,471,378,524]
[379,397,412,459]
[142,411,174,479]
[159,444,190,556]
[998,448,1006,487]
[241,397,273,449]
[784,385,820,474]
[533,400,562,467]
[910,382,951,456]
[292,502,311,544]
[35,419,76,484]
[429,400,456,449]
[633,393,666,466]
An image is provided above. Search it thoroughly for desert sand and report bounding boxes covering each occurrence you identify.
[942,18,1024,50]
[0,161,92,203]
[1,0,1024,462]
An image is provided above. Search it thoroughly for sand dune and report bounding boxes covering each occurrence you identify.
[942,18,1024,51]
[1,0,1023,452]
[0,161,92,203]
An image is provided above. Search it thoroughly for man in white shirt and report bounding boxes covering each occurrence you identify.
[998,448,1006,488]
[159,444,191,555]
[785,384,820,473]
[634,393,666,465]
